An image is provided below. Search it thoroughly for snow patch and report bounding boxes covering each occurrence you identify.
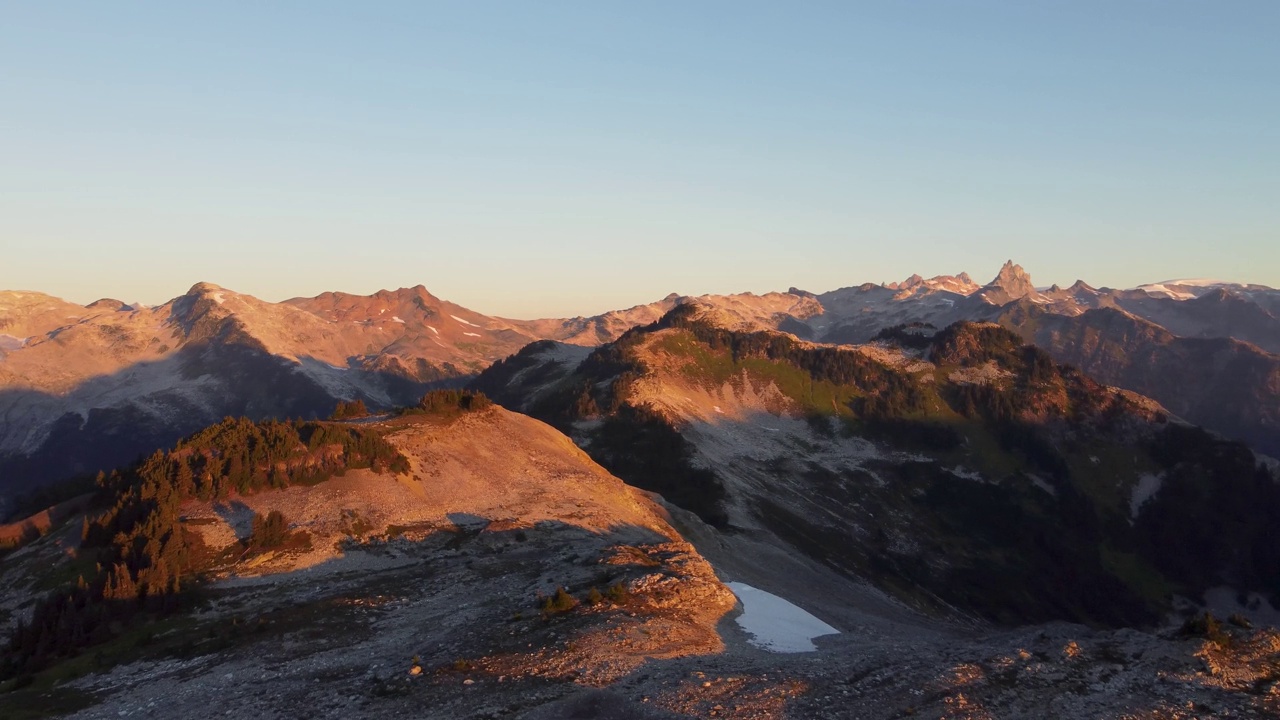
[1130,473,1163,519]
[450,314,480,327]
[391,316,405,324]
[463,332,481,337]
[727,582,838,652]
[210,292,226,305]
[1158,278,1230,288]
[294,359,391,407]
[1203,586,1280,629]
[1028,474,1057,496]
[949,466,986,482]
[1134,283,1195,300]
[427,326,439,335]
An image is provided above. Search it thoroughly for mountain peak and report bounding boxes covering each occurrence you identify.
[183,282,234,303]
[885,273,979,296]
[978,261,1037,304]
[85,298,129,311]
[1193,287,1237,303]
[994,260,1029,283]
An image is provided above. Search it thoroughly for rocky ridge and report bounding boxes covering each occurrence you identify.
[1,401,1276,718]
[473,304,1280,629]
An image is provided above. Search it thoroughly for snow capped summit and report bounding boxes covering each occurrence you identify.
[1132,282,1198,300]
[1154,278,1232,288]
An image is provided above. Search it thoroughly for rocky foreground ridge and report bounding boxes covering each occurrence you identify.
[0,400,1277,718]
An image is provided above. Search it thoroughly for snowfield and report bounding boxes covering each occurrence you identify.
[1134,283,1196,300]
[727,582,839,652]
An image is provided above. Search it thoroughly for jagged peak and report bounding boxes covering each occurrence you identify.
[992,260,1031,284]
[978,260,1037,302]
[898,273,925,290]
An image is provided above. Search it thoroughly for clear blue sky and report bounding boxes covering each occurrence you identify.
[2,2,1277,317]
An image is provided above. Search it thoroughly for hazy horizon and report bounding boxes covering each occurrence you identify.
[3,2,1277,317]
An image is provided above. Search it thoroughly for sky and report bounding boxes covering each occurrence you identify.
[2,1,1277,318]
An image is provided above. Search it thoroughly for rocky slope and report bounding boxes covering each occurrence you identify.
[996,302,1280,457]
[0,404,738,718]
[2,393,1278,719]
[474,304,1280,629]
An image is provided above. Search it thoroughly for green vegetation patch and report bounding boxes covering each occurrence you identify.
[1100,546,1172,612]
[396,389,493,420]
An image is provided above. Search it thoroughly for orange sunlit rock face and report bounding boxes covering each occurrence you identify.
[460,541,735,687]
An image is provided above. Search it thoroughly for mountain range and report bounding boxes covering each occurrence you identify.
[2,262,1277,502]
[1,265,1279,718]
[473,303,1280,627]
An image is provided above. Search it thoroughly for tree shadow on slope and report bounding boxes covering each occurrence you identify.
[212,500,255,540]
